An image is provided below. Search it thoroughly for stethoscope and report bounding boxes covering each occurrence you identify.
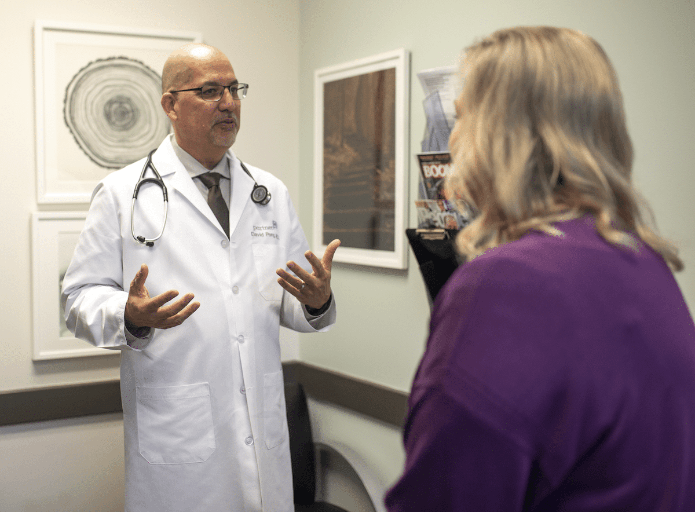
[131,149,271,247]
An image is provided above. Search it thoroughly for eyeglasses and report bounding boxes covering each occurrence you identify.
[169,83,249,102]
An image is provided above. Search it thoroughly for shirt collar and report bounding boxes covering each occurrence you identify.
[170,134,231,180]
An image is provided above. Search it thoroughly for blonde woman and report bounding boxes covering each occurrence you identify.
[386,27,695,511]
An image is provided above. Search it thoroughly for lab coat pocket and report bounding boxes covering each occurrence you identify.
[263,371,287,449]
[251,243,286,302]
[136,383,216,464]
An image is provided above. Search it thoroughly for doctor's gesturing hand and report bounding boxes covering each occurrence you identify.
[125,264,201,329]
[276,239,341,310]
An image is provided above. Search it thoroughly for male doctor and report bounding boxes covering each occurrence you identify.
[61,43,340,512]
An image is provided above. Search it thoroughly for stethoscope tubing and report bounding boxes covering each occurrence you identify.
[131,150,168,247]
[131,149,270,247]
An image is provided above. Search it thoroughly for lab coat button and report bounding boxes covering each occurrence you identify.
[238,335,245,343]
[221,240,229,248]
[232,286,239,294]
[245,436,254,446]
[240,386,246,395]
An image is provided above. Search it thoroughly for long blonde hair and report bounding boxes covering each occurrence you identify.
[447,26,682,271]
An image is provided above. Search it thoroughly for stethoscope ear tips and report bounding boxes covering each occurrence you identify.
[135,235,155,247]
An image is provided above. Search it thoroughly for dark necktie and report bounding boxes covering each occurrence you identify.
[198,172,230,238]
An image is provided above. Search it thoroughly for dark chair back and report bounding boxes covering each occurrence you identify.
[285,381,317,506]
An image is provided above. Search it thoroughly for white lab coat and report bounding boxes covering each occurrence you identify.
[62,137,336,512]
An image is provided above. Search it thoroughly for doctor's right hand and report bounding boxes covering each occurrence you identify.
[125,264,200,329]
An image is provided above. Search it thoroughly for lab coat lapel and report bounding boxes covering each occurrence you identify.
[228,153,255,238]
[152,138,226,236]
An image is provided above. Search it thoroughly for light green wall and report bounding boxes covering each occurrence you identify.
[0,414,125,511]
[297,0,695,392]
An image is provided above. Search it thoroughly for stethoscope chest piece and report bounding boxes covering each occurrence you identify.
[240,161,271,206]
[251,184,271,205]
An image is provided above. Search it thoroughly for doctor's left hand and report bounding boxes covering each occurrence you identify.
[276,239,341,309]
[125,264,200,329]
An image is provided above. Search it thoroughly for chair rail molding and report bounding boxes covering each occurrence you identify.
[0,362,408,428]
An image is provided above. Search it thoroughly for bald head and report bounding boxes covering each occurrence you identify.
[161,43,230,93]
[160,43,240,169]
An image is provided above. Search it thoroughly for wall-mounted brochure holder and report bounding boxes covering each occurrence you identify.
[405,228,461,307]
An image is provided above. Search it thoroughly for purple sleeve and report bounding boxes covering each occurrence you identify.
[385,384,533,512]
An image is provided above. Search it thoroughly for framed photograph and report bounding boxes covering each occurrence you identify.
[314,49,410,269]
[32,211,117,360]
[34,20,202,204]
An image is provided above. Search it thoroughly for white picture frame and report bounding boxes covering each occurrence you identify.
[34,20,202,204]
[32,211,117,360]
[314,49,410,269]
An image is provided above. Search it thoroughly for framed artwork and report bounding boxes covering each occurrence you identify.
[313,49,410,269]
[34,20,202,204]
[32,211,117,360]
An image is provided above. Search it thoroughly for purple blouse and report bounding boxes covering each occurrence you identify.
[386,217,695,511]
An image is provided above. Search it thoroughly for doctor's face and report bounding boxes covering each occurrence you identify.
[164,50,241,168]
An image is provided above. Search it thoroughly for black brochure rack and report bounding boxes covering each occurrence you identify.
[405,228,461,307]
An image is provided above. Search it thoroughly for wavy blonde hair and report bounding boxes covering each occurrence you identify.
[447,26,682,271]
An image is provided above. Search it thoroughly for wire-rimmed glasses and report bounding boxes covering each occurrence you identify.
[169,83,249,102]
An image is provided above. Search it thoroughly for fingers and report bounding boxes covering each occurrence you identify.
[129,264,149,293]
[126,290,199,329]
[303,239,342,277]
[148,289,182,310]
[283,260,314,283]
[322,239,341,271]
[276,267,305,293]
[156,294,200,329]
[304,251,323,277]
[277,249,333,309]
[156,292,195,317]
[125,264,199,329]
[276,273,302,299]
[276,270,327,309]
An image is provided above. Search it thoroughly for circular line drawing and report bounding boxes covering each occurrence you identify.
[64,56,169,169]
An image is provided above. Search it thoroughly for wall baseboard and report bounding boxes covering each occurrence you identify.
[0,362,408,428]
[283,361,408,427]
[0,380,122,427]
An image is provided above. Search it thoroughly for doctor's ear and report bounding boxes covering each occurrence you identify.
[161,93,178,121]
